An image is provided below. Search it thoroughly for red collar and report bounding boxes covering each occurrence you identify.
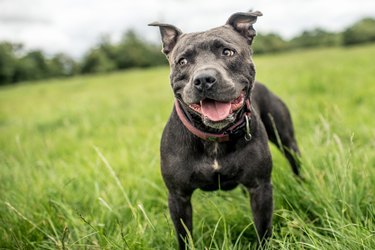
[175,99,252,142]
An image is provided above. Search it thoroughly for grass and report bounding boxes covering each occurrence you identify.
[0,44,374,249]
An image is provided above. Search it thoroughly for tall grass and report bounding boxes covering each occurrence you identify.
[0,45,374,249]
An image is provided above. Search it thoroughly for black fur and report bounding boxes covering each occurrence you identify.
[150,11,300,249]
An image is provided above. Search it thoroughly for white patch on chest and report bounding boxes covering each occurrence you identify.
[212,159,221,170]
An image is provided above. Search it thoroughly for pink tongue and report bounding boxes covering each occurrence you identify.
[201,99,232,121]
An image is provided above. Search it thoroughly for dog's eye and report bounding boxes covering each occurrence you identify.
[222,48,235,57]
[178,58,188,66]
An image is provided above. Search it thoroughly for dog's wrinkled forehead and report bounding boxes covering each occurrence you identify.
[170,26,249,60]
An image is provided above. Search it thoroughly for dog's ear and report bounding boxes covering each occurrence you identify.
[148,22,182,55]
[226,11,262,45]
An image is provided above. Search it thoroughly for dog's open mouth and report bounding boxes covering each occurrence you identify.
[188,92,245,122]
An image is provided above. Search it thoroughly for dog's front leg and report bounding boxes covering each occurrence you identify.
[168,191,193,250]
[249,181,273,242]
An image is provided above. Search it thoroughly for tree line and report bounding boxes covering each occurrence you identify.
[253,17,375,54]
[1,17,374,85]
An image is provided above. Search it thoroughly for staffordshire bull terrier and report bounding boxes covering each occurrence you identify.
[149,11,301,249]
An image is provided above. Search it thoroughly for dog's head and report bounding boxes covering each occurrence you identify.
[150,11,262,129]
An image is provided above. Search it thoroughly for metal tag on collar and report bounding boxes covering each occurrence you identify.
[244,115,252,141]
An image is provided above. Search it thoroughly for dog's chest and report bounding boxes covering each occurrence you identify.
[190,143,242,191]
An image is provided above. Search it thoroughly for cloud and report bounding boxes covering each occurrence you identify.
[0,15,50,24]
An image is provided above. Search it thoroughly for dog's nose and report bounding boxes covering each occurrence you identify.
[193,70,217,91]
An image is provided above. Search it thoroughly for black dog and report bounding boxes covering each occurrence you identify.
[150,11,300,249]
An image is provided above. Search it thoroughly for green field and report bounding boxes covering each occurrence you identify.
[1,45,374,249]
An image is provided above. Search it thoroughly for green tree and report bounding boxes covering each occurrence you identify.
[114,30,166,69]
[97,35,118,65]
[290,28,341,48]
[343,18,375,45]
[49,53,78,77]
[253,33,289,54]
[0,42,17,85]
[80,48,116,74]
[25,50,50,78]
[13,55,41,82]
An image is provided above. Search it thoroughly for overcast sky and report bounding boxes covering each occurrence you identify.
[1,0,374,58]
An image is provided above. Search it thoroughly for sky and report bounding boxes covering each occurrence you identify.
[1,0,374,58]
